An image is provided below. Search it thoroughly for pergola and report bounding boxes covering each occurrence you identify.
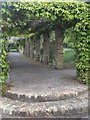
[1,2,90,85]
[15,19,63,69]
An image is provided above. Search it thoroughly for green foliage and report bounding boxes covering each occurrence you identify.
[74,13,90,84]
[64,49,75,63]
[1,2,90,86]
[0,36,10,95]
[64,28,75,48]
[19,39,25,48]
[2,2,89,34]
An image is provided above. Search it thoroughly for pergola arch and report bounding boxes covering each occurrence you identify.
[1,2,90,86]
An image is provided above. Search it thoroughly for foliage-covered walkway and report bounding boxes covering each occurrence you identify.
[0,1,89,118]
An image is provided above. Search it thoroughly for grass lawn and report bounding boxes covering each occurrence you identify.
[63,48,75,63]
[9,48,18,52]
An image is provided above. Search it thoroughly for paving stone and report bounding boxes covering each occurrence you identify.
[5,87,88,102]
[0,93,88,118]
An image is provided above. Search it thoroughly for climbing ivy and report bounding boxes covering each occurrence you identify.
[0,19,10,95]
[1,2,90,87]
[0,35,10,95]
[74,17,90,84]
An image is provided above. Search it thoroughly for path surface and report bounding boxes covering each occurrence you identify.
[7,52,85,94]
[1,52,88,118]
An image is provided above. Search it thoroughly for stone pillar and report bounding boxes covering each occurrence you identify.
[30,38,34,59]
[24,39,29,57]
[55,25,64,69]
[27,39,30,57]
[35,35,40,61]
[24,39,27,56]
[43,30,50,64]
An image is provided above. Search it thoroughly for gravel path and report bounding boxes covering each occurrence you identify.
[7,52,87,96]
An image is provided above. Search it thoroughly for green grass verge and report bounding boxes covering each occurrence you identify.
[63,49,75,63]
[9,48,18,52]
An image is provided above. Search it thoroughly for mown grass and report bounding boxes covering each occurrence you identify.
[9,48,18,52]
[63,49,75,63]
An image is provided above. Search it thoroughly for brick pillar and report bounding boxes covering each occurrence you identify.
[43,30,50,64]
[35,35,40,61]
[55,25,64,69]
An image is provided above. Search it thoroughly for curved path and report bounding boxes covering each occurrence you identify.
[7,52,85,94]
[1,52,88,118]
